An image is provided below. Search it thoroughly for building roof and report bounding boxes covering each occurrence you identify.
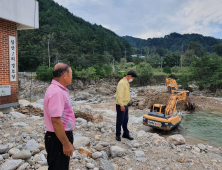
[0,0,39,30]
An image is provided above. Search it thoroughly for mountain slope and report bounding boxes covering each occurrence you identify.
[18,0,132,71]
[123,32,222,53]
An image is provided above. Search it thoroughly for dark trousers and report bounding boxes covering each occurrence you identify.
[116,104,129,137]
[45,131,73,170]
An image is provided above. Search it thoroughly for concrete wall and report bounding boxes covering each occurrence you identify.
[0,19,18,108]
[0,0,39,30]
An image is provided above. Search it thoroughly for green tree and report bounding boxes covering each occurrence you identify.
[134,62,153,85]
[212,43,222,56]
[187,42,206,58]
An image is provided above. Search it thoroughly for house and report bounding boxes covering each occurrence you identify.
[0,0,39,109]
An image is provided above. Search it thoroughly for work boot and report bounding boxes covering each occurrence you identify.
[116,136,121,141]
[122,134,134,140]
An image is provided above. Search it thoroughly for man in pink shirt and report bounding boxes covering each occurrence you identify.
[44,63,75,170]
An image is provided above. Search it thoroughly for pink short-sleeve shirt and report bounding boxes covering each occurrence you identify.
[44,80,75,132]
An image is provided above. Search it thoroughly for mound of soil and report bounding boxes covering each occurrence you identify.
[132,89,197,112]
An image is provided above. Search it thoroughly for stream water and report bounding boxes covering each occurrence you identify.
[180,109,222,147]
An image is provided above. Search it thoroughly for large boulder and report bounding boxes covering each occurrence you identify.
[167,134,186,146]
[0,144,9,154]
[0,159,23,170]
[73,137,90,149]
[24,139,40,151]
[110,146,126,158]
[99,159,114,170]
[73,105,103,123]
[12,150,31,160]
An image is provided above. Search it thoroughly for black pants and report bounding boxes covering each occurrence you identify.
[45,131,73,170]
[116,104,129,137]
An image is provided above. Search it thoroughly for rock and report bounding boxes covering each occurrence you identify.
[25,139,40,151]
[3,133,10,138]
[76,117,87,123]
[78,147,92,157]
[2,153,9,159]
[193,146,200,153]
[73,137,90,149]
[133,143,140,148]
[86,163,95,169]
[94,144,103,151]
[101,128,105,133]
[70,151,77,159]
[23,126,34,133]
[0,112,4,118]
[207,153,222,160]
[39,145,45,151]
[92,152,102,159]
[0,159,23,170]
[37,166,48,170]
[9,148,20,156]
[99,142,109,147]
[101,151,108,160]
[13,122,29,127]
[110,146,126,158]
[197,143,206,150]
[0,144,9,154]
[17,163,29,170]
[112,163,119,170]
[0,155,3,161]
[167,134,186,146]
[135,130,149,137]
[136,157,147,162]
[9,111,26,118]
[73,105,103,123]
[99,159,114,170]
[33,153,47,166]
[134,150,145,157]
[12,150,31,159]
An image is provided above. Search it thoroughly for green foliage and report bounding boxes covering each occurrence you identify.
[133,62,153,85]
[77,67,98,80]
[163,66,171,74]
[212,43,222,56]
[119,58,127,69]
[93,65,112,78]
[189,54,222,91]
[36,65,53,81]
[187,42,206,58]
[177,74,190,89]
[71,67,78,79]
[133,56,144,65]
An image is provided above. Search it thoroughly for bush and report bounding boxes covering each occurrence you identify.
[77,67,98,80]
[71,67,78,79]
[177,74,190,89]
[36,65,53,81]
[169,74,178,80]
[163,66,171,74]
[133,62,153,85]
[93,65,112,78]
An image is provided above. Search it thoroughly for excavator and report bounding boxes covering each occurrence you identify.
[166,78,189,96]
[143,92,195,130]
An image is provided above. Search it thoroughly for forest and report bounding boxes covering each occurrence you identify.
[18,0,132,71]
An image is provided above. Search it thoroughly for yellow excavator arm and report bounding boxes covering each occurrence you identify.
[165,92,194,115]
[166,78,178,91]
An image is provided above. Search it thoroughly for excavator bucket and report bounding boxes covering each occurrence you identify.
[188,101,195,110]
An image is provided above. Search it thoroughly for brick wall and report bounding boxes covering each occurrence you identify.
[0,18,18,106]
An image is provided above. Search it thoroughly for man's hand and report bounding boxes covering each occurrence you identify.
[63,142,74,157]
[121,106,125,112]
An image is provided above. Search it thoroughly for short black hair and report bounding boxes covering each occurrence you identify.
[53,62,71,78]
[127,70,137,78]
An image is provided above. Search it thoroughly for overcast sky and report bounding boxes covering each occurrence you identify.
[53,0,222,40]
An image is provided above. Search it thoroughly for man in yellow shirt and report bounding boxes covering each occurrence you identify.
[116,71,137,141]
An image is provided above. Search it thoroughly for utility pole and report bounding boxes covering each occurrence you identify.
[48,40,50,68]
[113,58,115,72]
[181,43,183,67]
[123,48,127,59]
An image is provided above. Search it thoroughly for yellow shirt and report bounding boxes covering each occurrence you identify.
[116,77,130,106]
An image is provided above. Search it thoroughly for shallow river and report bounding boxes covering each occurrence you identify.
[180,109,222,147]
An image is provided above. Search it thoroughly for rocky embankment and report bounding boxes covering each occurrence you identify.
[1,80,221,169]
[1,105,222,170]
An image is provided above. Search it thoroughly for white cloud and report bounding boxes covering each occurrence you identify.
[53,0,222,39]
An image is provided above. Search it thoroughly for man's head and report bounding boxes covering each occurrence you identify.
[125,71,137,82]
[53,62,72,87]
